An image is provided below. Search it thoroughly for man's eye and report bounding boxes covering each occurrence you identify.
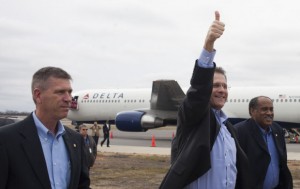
[213,83,227,89]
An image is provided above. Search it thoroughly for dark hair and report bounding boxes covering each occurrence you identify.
[248,96,272,115]
[31,66,72,102]
[215,67,227,80]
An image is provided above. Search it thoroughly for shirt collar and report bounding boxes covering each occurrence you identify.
[255,121,272,135]
[212,108,228,125]
[32,111,66,139]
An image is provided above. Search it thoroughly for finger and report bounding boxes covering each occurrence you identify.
[215,11,220,21]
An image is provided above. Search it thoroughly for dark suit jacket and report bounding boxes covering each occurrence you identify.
[0,114,90,189]
[103,123,110,136]
[160,62,250,189]
[84,135,97,168]
[234,119,293,189]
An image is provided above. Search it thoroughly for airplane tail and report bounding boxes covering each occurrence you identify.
[150,80,185,111]
[116,80,185,132]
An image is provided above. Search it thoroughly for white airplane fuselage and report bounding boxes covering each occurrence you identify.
[224,87,300,124]
[68,88,151,122]
[67,86,300,129]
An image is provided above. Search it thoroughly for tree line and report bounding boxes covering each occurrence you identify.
[0,111,30,116]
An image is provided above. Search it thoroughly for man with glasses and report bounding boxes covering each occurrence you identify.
[79,124,97,170]
[160,11,250,189]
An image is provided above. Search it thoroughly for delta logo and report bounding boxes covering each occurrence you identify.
[83,93,89,100]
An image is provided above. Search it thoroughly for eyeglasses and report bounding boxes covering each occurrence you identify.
[213,83,228,89]
[81,129,88,131]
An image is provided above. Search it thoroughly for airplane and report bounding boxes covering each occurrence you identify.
[67,80,300,132]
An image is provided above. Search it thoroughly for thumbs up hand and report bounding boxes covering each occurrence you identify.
[204,11,225,52]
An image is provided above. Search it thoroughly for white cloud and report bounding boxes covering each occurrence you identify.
[0,0,300,111]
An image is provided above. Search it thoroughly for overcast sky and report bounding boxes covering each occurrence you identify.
[1,0,300,112]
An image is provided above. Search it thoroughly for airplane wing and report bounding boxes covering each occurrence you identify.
[115,80,185,132]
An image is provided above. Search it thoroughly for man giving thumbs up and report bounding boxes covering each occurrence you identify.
[159,11,251,189]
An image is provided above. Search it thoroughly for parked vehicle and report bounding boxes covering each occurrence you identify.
[289,133,298,143]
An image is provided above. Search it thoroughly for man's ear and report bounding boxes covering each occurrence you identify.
[33,88,42,104]
[250,108,256,117]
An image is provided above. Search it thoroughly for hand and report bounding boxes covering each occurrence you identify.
[204,11,225,52]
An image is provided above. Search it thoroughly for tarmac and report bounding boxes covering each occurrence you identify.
[98,145,300,160]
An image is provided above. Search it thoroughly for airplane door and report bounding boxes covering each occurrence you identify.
[70,96,79,110]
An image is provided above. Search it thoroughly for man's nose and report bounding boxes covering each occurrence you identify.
[64,93,72,102]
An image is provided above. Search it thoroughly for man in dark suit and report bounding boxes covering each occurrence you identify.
[160,11,250,189]
[101,121,110,147]
[0,67,90,189]
[234,96,293,189]
[79,124,97,169]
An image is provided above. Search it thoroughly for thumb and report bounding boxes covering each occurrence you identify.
[215,11,220,21]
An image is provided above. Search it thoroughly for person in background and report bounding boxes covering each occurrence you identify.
[159,11,250,189]
[234,96,293,189]
[0,66,90,189]
[90,121,101,145]
[79,124,97,169]
[101,121,110,147]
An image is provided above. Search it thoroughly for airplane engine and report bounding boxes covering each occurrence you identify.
[115,111,164,132]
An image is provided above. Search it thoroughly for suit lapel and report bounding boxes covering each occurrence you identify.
[209,110,220,149]
[19,115,51,189]
[271,125,284,158]
[63,129,80,189]
[249,120,269,154]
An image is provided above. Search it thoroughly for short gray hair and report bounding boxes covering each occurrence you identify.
[31,66,72,103]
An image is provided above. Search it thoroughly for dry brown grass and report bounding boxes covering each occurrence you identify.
[90,152,300,189]
[90,152,169,189]
[289,160,300,188]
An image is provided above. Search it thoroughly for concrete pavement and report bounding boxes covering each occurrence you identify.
[98,145,300,160]
[287,152,300,161]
